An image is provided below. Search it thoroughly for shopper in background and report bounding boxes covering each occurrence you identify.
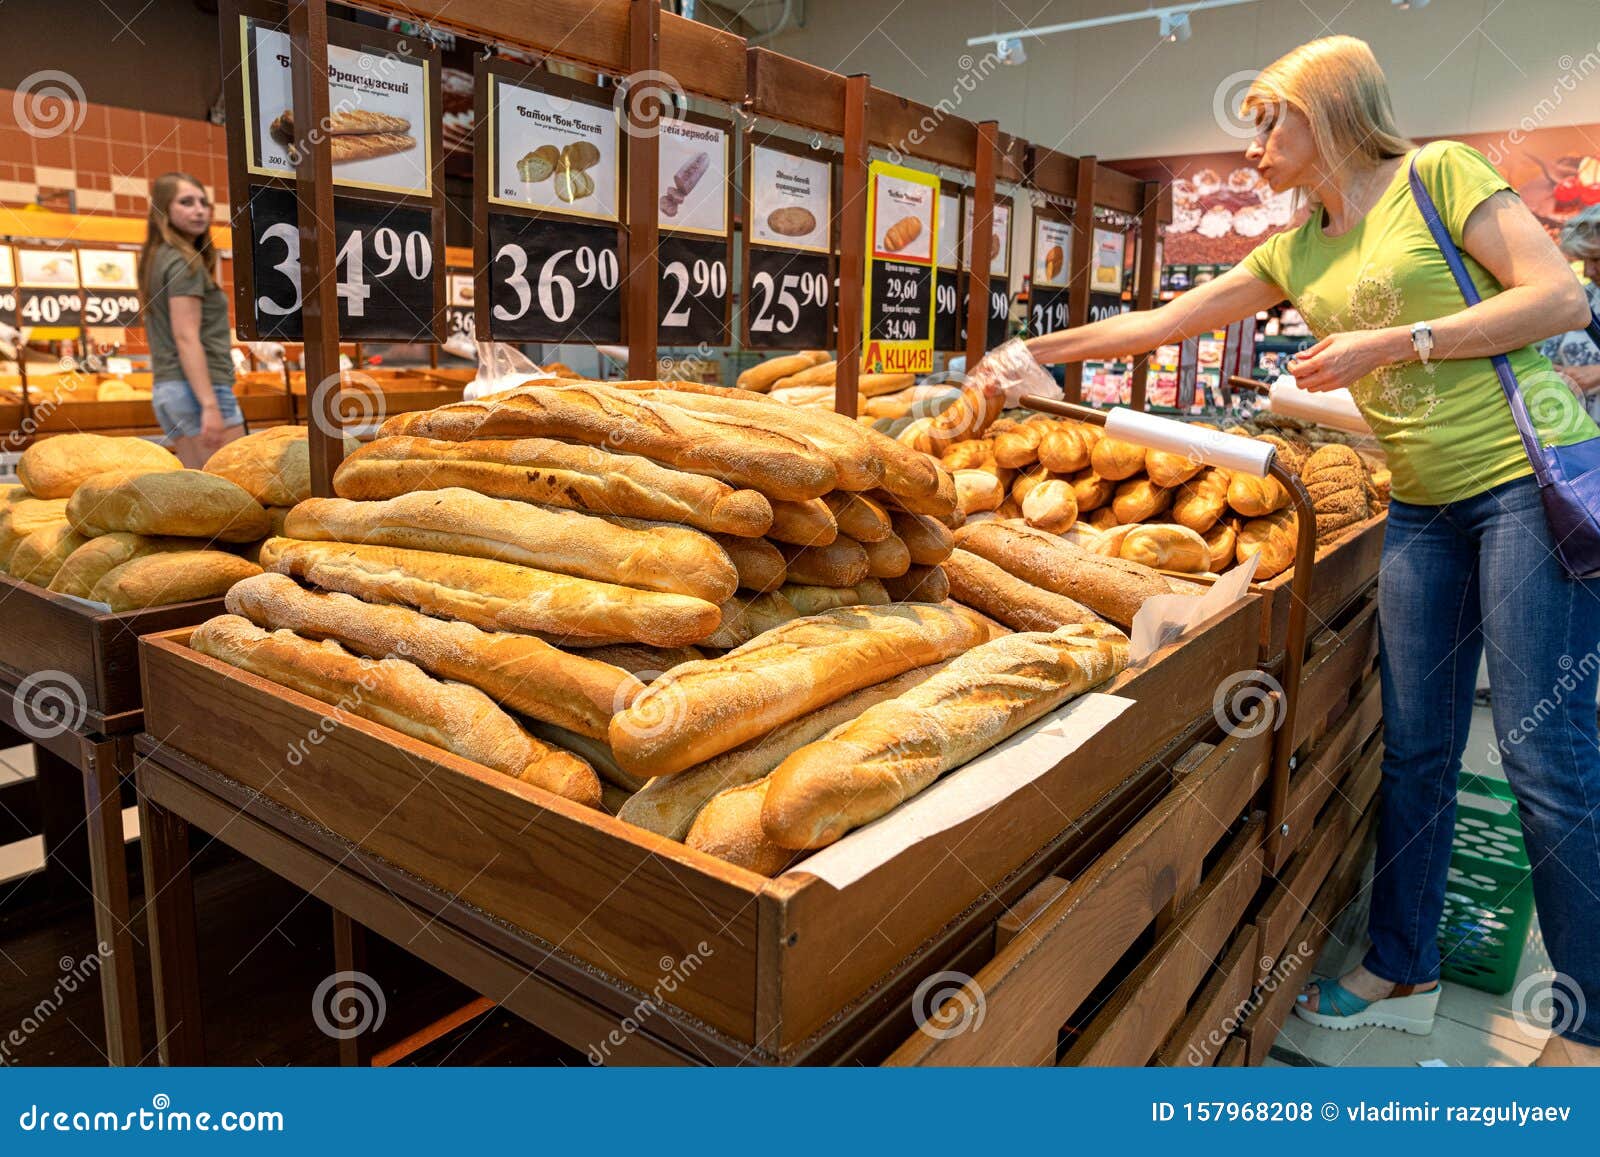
[971,35,1600,1064]
[138,172,244,467]
[1541,205,1600,422]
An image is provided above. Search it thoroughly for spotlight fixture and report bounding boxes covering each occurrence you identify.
[1159,12,1192,41]
[1393,0,1431,8]
[996,37,1028,66]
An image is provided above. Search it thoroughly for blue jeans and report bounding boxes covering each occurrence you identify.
[1372,474,1600,1045]
[151,379,243,441]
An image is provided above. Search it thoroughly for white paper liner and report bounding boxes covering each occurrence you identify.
[1105,407,1274,477]
[781,691,1137,888]
[1129,552,1259,664]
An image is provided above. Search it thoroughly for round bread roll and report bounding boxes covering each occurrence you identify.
[954,470,1005,515]
[17,434,181,499]
[1204,520,1238,572]
[1112,478,1172,524]
[1022,479,1079,533]
[1172,467,1231,532]
[1118,524,1211,573]
[1069,469,1116,514]
[1038,424,1093,474]
[1089,434,1146,481]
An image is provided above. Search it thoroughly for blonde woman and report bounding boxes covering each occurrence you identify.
[971,36,1600,1063]
[1542,204,1600,419]
[139,172,244,466]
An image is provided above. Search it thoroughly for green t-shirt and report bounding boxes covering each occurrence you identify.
[143,243,234,390]
[1241,141,1597,505]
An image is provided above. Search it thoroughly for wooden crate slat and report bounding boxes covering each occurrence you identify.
[1156,925,1261,1066]
[1293,598,1378,750]
[1277,671,1381,866]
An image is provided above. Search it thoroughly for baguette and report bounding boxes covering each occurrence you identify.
[284,490,737,604]
[765,497,838,546]
[227,573,640,740]
[703,591,801,650]
[780,579,890,616]
[953,520,1170,629]
[881,563,949,603]
[776,537,870,587]
[823,491,892,543]
[190,615,601,807]
[782,360,838,388]
[861,532,912,579]
[684,780,798,875]
[333,435,772,537]
[944,547,1100,631]
[18,433,181,499]
[622,663,947,840]
[67,469,271,542]
[377,383,838,501]
[608,603,990,776]
[91,550,262,611]
[761,622,1129,848]
[260,538,721,648]
[736,352,827,392]
[709,534,787,593]
[47,532,198,598]
[889,510,954,566]
[524,721,648,793]
[869,465,959,521]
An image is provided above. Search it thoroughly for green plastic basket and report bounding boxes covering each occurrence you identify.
[1435,771,1535,995]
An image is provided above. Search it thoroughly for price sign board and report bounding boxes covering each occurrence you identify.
[76,248,142,326]
[1088,291,1128,324]
[933,185,961,351]
[657,115,731,347]
[223,0,445,341]
[961,277,1010,350]
[16,247,83,329]
[485,211,621,344]
[445,272,475,344]
[1030,287,1069,337]
[476,60,624,344]
[0,245,16,320]
[743,136,835,350]
[245,186,438,340]
[861,160,937,373]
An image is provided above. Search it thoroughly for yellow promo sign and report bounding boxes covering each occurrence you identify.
[860,160,938,374]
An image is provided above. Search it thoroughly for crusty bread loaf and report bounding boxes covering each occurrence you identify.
[782,359,838,388]
[261,537,721,648]
[284,490,737,604]
[709,534,787,593]
[1038,424,1093,474]
[1237,509,1297,579]
[48,532,198,598]
[823,491,892,543]
[1070,469,1115,513]
[1203,520,1238,572]
[1118,524,1211,574]
[890,510,954,566]
[1112,478,1172,524]
[622,663,945,840]
[333,435,773,537]
[380,383,838,500]
[881,563,950,603]
[1172,467,1230,532]
[761,621,1129,848]
[781,579,890,617]
[944,547,1100,631]
[954,470,1005,515]
[993,418,1054,469]
[6,524,89,586]
[953,520,1171,629]
[777,537,870,587]
[1022,479,1079,533]
[860,533,911,579]
[942,439,994,473]
[90,550,262,611]
[703,591,802,649]
[608,603,990,777]
[202,426,311,506]
[685,780,798,875]
[1303,443,1369,540]
[1227,471,1290,517]
[0,498,70,569]
[736,351,827,393]
[190,615,601,806]
[68,469,271,543]
[227,573,641,740]
[869,465,959,521]
[1089,434,1145,481]
[766,497,837,546]
[579,643,704,677]
[18,434,181,499]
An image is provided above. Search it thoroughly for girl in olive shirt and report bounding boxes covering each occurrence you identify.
[139,172,244,467]
[972,36,1599,1062]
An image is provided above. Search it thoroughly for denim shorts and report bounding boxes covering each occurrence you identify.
[151,380,244,440]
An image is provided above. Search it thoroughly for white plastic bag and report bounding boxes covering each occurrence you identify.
[462,341,556,400]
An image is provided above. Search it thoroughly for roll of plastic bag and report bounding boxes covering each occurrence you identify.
[1267,375,1371,435]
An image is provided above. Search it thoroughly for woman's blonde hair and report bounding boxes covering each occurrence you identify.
[139,172,218,304]
[1242,36,1411,199]
[1560,205,1600,261]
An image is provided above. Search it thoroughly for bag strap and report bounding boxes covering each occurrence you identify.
[1406,145,1556,478]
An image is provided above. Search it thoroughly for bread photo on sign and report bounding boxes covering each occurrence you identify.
[881,215,922,253]
[516,144,561,183]
[271,108,416,165]
[767,206,817,237]
[1043,244,1065,282]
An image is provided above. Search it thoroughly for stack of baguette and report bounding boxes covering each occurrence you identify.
[926,410,1388,581]
[4,433,269,609]
[735,351,959,423]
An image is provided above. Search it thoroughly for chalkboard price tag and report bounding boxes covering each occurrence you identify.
[17,288,83,329]
[744,247,831,350]
[485,210,622,344]
[1030,286,1070,337]
[959,275,1009,350]
[1088,291,1128,324]
[933,267,960,351]
[246,186,438,341]
[868,259,933,345]
[81,290,143,328]
[0,287,15,320]
[657,234,730,347]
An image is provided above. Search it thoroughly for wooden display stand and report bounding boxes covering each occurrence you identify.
[0,576,232,1065]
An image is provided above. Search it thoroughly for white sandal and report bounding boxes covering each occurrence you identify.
[1293,977,1440,1035]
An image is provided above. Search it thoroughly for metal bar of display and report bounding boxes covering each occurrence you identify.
[964,120,999,370]
[835,75,870,419]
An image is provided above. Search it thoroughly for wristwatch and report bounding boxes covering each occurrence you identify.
[1411,321,1435,367]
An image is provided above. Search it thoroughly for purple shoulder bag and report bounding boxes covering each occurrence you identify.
[1408,146,1600,578]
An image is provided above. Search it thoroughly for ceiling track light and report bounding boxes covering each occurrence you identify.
[1159,12,1192,42]
[968,0,1261,50]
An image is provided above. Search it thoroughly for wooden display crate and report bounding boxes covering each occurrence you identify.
[0,574,228,735]
[137,595,1261,1058]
